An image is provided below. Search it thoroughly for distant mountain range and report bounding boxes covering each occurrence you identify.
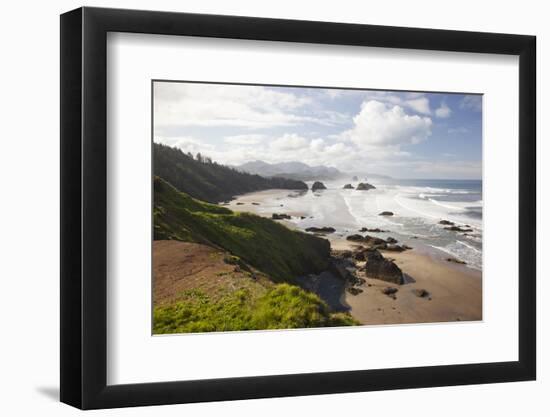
[236,160,394,182]
[236,160,342,181]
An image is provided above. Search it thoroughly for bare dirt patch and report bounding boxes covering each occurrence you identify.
[153,240,271,306]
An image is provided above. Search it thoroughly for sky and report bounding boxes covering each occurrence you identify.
[153,81,482,179]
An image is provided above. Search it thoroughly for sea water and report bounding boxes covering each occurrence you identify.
[239,178,483,270]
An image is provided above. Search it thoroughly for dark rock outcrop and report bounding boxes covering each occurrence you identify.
[386,237,398,244]
[329,258,356,282]
[364,249,404,285]
[385,244,407,252]
[306,226,336,234]
[356,182,376,191]
[447,257,467,264]
[413,288,429,298]
[343,184,354,189]
[331,250,351,259]
[347,287,363,295]
[311,181,327,191]
[353,250,368,261]
[346,234,365,242]
[272,213,291,220]
[382,287,398,299]
[359,227,388,233]
[365,235,387,246]
[346,234,387,249]
[379,211,394,216]
[444,226,473,233]
[329,258,366,290]
[333,250,353,259]
[439,220,455,226]
[352,246,373,261]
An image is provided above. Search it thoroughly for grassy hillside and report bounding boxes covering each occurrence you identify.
[154,177,331,282]
[154,143,308,203]
[154,284,357,334]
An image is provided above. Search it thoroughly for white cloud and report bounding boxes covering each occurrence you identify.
[156,133,359,169]
[405,97,431,115]
[154,132,481,179]
[153,87,480,178]
[460,95,482,112]
[435,102,452,118]
[360,91,432,115]
[324,89,345,99]
[154,82,344,130]
[224,134,266,146]
[320,110,351,125]
[341,100,432,147]
[270,133,309,151]
[154,136,214,155]
[403,92,426,99]
[309,138,326,152]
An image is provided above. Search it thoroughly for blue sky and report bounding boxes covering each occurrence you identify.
[154,82,482,179]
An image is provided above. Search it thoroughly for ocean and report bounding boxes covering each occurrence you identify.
[233,178,483,270]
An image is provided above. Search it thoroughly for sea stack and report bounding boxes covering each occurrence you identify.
[343,184,354,189]
[311,181,327,191]
[356,182,376,190]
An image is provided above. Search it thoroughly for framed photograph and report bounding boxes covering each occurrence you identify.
[60,6,536,409]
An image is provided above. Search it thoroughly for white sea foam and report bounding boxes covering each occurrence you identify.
[427,198,469,212]
[232,178,483,270]
[429,241,482,270]
[457,239,482,253]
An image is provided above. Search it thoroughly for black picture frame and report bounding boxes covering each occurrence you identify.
[60,6,536,410]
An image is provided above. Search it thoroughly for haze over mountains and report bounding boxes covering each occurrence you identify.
[236,160,342,181]
[236,160,392,182]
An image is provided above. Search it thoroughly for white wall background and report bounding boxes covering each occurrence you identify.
[0,0,545,415]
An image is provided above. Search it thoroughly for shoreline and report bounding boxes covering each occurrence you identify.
[227,189,483,325]
[330,236,482,324]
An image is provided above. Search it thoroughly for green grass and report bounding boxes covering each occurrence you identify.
[153,283,358,334]
[154,177,331,282]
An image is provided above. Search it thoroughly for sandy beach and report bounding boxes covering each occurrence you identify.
[226,189,310,219]
[227,189,483,326]
[332,238,482,324]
